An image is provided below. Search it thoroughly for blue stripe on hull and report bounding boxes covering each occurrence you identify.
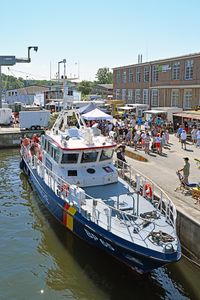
[21,159,181,274]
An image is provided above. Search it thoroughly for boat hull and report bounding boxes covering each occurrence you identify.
[21,158,181,274]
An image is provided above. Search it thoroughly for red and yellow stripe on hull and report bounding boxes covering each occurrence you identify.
[63,203,77,231]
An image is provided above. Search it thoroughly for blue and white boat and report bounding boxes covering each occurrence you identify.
[20,108,181,274]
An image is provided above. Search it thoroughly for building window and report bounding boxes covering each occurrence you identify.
[122,89,126,101]
[152,65,158,81]
[151,89,159,106]
[183,90,192,108]
[116,70,121,83]
[136,67,141,82]
[135,89,141,103]
[185,60,193,80]
[116,89,120,100]
[171,90,179,107]
[128,89,133,103]
[172,62,180,80]
[122,70,127,83]
[144,66,149,82]
[143,89,149,104]
[128,68,134,83]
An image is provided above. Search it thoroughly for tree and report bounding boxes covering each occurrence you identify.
[77,80,93,96]
[95,67,113,84]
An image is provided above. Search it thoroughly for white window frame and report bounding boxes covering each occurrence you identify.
[128,68,133,83]
[185,60,193,80]
[183,89,192,109]
[152,65,158,81]
[143,89,149,104]
[171,89,179,107]
[135,89,141,103]
[116,70,121,83]
[122,89,126,101]
[116,89,120,100]
[172,62,180,80]
[136,67,141,82]
[122,70,127,83]
[128,89,133,103]
[151,89,159,106]
[144,66,149,82]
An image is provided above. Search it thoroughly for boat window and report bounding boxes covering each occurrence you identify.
[41,135,45,149]
[68,170,77,176]
[61,153,79,164]
[47,141,51,153]
[81,151,98,163]
[100,149,114,161]
[53,148,60,163]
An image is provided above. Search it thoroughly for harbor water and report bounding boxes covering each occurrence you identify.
[0,149,200,300]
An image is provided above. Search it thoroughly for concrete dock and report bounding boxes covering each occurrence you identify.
[0,126,43,148]
[125,133,200,264]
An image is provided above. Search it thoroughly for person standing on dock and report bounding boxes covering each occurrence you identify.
[178,157,190,185]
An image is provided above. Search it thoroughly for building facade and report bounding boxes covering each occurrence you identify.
[113,53,200,109]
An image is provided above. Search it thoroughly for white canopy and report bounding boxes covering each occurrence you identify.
[118,106,136,110]
[144,110,167,114]
[82,108,113,120]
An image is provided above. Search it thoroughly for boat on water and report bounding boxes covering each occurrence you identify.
[20,107,181,274]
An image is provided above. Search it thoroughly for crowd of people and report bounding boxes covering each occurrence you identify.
[91,115,172,156]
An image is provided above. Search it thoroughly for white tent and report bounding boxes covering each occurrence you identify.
[82,108,113,120]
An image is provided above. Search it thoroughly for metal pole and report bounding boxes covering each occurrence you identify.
[0,66,2,108]
[58,62,60,81]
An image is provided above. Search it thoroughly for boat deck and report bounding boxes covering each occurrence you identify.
[82,178,176,252]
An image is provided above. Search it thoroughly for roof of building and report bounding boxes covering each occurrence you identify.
[173,111,200,120]
[113,52,200,70]
[96,84,113,90]
[7,85,49,95]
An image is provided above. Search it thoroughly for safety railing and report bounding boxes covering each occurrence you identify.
[22,153,177,247]
[115,158,177,232]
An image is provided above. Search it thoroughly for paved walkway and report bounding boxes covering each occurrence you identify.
[125,133,200,224]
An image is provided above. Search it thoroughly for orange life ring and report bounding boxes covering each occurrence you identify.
[61,183,69,197]
[144,183,153,198]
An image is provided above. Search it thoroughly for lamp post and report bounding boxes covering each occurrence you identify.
[58,59,66,81]
[0,46,38,108]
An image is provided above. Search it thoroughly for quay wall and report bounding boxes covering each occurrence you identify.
[0,132,22,148]
[0,130,43,148]
[177,210,200,264]
[0,131,199,266]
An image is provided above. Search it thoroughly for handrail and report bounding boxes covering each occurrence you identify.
[22,152,178,246]
[115,158,177,232]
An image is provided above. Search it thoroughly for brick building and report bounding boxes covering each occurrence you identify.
[113,53,200,109]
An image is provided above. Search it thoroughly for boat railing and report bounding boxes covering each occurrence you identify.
[115,158,177,232]
[28,156,177,246]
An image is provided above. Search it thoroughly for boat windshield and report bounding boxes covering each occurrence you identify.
[100,149,113,161]
[61,153,79,164]
[81,151,98,163]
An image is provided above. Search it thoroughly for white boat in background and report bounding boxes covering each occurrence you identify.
[20,94,181,274]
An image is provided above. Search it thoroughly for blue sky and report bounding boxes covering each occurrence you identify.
[1,0,200,81]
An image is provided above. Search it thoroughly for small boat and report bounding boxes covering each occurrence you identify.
[20,108,181,273]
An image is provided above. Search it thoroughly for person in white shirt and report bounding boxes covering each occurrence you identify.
[180,130,187,150]
[196,129,200,148]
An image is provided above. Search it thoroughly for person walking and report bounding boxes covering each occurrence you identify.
[178,157,190,185]
[196,128,200,148]
[180,129,187,150]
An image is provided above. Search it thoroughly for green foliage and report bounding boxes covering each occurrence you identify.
[1,74,57,90]
[77,80,93,96]
[1,74,24,90]
[95,67,113,84]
